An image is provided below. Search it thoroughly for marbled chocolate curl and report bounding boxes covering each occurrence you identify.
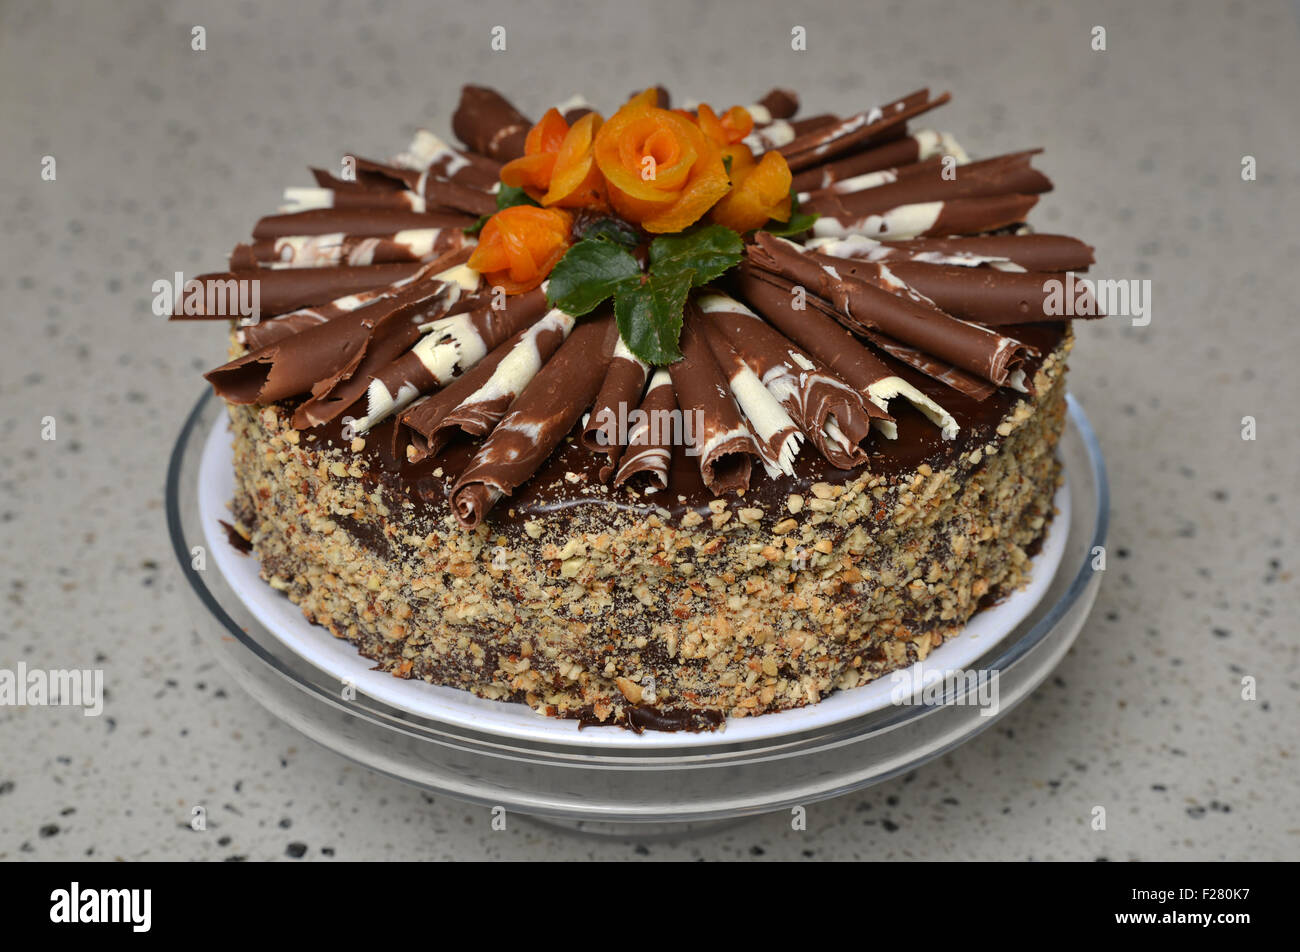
[810,192,1041,241]
[452,85,532,162]
[293,263,482,428]
[452,315,617,529]
[354,286,551,433]
[697,292,881,470]
[244,227,470,269]
[205,265,475,408]
[240,249,475,350]
[613,369,676,492]
[699,321,803,478]
[310,166,407,194]
[857,234,1096,272]
[398,326,533,462]
[878,260,1103,325]
[790,129,968,193]
[734,265,958,438]
[390,129,503,188]
[668,308,762,497]
[803,150,1052,219]
[251,208,472,240]
[279,186,429,215]
[858,328,998,402]
[778,89,951,171]
[171,262,424,320]
[420,309,574,453]
[582,336,650,482]
[750,235,1034,390]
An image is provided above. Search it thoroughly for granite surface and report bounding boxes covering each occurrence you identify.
[1,0,1296,861]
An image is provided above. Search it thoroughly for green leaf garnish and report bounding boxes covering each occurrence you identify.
[614,270,693,365]
[576,216,642,249]
[647,225,744,288]
[546,240,642,317]
[759,189,819,237]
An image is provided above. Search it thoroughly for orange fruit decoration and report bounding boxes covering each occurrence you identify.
[542,112,607,208]
[696,103,754,146]
[467,205,574,293]
[592,88,731,233]
[500,108,570,198]
[709,150,794,233]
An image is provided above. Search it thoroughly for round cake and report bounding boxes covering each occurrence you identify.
[176,84,1101,731]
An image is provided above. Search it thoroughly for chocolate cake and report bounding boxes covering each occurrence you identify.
[176,84,1102,731]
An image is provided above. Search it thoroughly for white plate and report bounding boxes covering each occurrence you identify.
[200,415,1068,750]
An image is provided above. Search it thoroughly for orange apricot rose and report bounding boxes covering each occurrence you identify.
[593,91,731,233]
[500,108,571,197]
[467,205,573,293]
[542,112,607,209]
[709,150,794,233]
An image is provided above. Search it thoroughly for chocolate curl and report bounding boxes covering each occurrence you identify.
[796,155,945,203]
[238,249,475,350]
[698,320,803,478]
[169,262,423,320]
[742,114,839,153]
[750,235,1035,390]
[753,88,799,123]
[810,192,1041,241]
[390,129,503,189]
[802,236,1099,323]
[613,369,676,492]
[734,265,958,438]
[412,308,574,453]
[251,208,472,240]
[668,309,762,496]
[804,150,1053,219]
[310,166,407,193]
[552,94,594,124]
[293,261,483,429]
[581,336,650,482]
[871,260,1102,325]
[279,186,429,214]
[452,85,532,162]
[451,315,618,529]
[858,328,998,402]
[398,325,531,461]
[418,178,498,218]
[790,129,969,193]
[778,89,952,171]
[243,226,471,269]
[205,260,479,411]
[841,233,1096,272]
[352,286,551,433]
[697,291,881,470]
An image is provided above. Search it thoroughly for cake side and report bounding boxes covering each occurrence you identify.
[224,331,1071,728]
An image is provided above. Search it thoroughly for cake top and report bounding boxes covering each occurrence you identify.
[180,84,1100,529]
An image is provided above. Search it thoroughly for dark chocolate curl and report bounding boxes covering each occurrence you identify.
[749,234,1035,390]
[390,130,504,188]
[778,89,952,171]
[311,166,406,193]
[790,130,961,192]
[755,88,799,121]
[451,315,617,529]
[170,263,423,320]
[668,308,762,496]
[613,369,677,492]
[452,85,532,162]
[252,208,472,240]
[859,329,997,401]
[582,338,650,482]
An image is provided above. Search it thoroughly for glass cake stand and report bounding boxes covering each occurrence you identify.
[167,390,1108,834]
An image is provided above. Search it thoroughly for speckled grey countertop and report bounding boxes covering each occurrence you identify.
[1,0,1296,861]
